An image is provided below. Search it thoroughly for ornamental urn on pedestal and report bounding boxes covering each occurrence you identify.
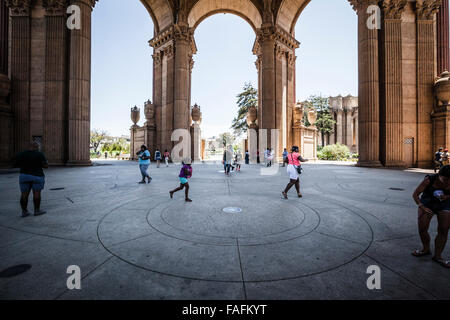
[131,106,140,126]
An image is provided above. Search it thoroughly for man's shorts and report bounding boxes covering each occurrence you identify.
[19,174,45,193]
[179,177,188,185]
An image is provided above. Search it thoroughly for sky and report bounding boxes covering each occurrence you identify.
[91,0,357,138]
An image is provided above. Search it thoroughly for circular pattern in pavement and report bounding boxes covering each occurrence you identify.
[97,194,373,282]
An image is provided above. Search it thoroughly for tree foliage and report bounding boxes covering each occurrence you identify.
[90,129,108,153]
[307,95,336,147]
[231,82,258,136]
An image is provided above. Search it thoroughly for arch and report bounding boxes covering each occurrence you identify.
[188,0,263,32]
[140,0,174,33]
[276,0,310,34]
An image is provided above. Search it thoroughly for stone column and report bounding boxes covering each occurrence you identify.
[152,50,163,150]
[0,0,13,166]
[162,44,175,153]
[380,0,406,167]
[350,0,382,167]
[67,0,96,165]
[7,0,32,154]
[416,0,440,167]
[437,0,449,74]
[345,109,353,148]
[42,1,67,164]
[0,0,8,75]
[257,26,276,147]
[173,25,192,132]
[287,52,296,149]
[336,109,344,144]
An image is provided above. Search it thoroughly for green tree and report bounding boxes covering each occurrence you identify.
[217,132,235,148]
[308,95,336,147]
[231,82,258,136]
[90,129,108,153]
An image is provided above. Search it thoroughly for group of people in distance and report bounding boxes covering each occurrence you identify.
[434,147,450,172]
[11,141,450,268]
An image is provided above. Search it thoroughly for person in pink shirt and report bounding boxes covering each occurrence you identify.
[282,146,308,199]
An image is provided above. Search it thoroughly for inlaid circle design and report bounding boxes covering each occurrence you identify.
[97,194,373,282]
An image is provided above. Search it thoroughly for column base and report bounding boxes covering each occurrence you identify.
[66,160,92,166]
[383,160,407,168]
[356,160,383,167]
[417,160,434,169]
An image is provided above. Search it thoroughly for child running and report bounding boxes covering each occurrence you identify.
[169,158,193,202]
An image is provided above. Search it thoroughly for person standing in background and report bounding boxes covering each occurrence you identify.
[15,142,49,217]
[155,148,162,168]
[164,149,170,167]
[137,145,152,184]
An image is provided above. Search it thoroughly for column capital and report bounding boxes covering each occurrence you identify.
[348,0,379,13]
[70,0,97,9]
[149,24,196,54]
[255,26,299,52]
[415,0,441,20]
[382,0,408,19]
[42,0,66,16]
[5,0,34,16]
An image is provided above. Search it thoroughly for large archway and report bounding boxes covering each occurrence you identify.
[0,0,447,168]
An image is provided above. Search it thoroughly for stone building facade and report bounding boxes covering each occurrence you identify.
[0,0,449,168]
[321,95,359,153]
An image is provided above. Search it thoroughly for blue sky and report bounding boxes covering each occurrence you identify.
[91,0,357,138]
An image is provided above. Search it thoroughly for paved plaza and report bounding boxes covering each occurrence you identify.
[0,161,449,300]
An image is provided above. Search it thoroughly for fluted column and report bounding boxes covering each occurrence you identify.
[380,0,406,167]
[0,0,8,75]
[7,0,32,154]
[287,52,296,149]
[67,0,95,165]
[43,1,67,164]
[152,50,163,150]
[173,24,192,132]
[437,0,449,74]
[350,0,382,167]
[416,0,440,168]
[346,109,353,147]
[336,109,344,144]
[257,26,276,147]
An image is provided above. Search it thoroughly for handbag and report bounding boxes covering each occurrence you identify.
[291,154,303,175]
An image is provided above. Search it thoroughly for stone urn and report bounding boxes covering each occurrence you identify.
[191,104,201,123]
[308,109,317,126]
[293,103,304,125]
[435,71,450,106]
[130,106,140,125]
[144,100,155,120]
[0,74,10,104]
[246,105,257,126]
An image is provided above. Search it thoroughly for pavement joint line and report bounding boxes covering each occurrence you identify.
[0,223,98,245]
[54,254,115,300]
[109,233,155,247]
[314,231,368,246]
[363,253,439,300]
[236,238,247,300]
[374,234,417,243]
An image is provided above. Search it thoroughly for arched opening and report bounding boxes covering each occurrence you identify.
[190,12,258,160]
[91,0,154,159]
[293,0,358,155]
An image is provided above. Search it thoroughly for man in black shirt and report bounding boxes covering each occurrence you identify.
[15,142,49,217]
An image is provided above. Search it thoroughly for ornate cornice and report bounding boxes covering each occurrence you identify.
[416,0,441,20]
[5,0,34,16]
[149,24,196,55]
[382,0,407,19]
[43,0,66,15]
[255,26,299,52]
